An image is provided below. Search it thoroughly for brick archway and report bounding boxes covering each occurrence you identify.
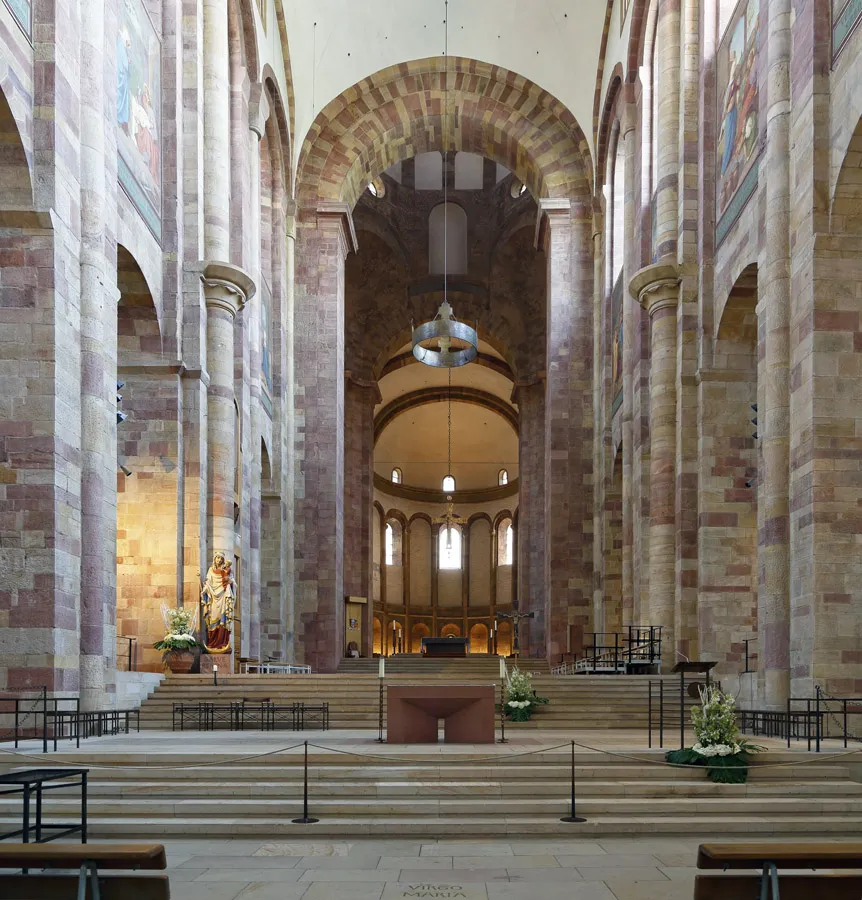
[296,56,593,211]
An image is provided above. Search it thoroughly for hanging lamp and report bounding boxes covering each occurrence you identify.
[411,0,478,370]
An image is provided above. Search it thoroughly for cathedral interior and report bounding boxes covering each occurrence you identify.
[3,0,862,885]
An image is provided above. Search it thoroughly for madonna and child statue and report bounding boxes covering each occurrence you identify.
[201,551,236,653]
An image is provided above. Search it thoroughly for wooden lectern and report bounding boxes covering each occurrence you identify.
[671,661,717,750]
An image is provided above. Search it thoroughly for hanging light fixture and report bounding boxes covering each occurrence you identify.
[411,0,478,370]
[432,367,466,547]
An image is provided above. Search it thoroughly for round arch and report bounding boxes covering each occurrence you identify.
[296,56,593,212]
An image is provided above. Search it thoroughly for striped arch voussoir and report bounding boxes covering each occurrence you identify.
[297,57,593,211]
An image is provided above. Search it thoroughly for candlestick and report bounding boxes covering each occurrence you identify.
[378,656,385,678]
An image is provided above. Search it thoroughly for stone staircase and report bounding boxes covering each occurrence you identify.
[136,661,695,731]
[3,744,861,837]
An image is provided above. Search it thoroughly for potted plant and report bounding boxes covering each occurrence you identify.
[504,667,549,722]
[154,606,201,673]
[666,685,763,783]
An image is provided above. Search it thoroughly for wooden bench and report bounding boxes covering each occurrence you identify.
[0,842,169,900]
[696,841,862,900]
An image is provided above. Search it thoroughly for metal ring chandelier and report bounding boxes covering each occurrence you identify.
[410,0,478,370]
[411,301,478,368]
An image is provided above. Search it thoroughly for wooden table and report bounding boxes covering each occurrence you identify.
[387,684,495,743]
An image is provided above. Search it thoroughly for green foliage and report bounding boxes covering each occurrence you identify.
[665,686,764,783]
[154,605,201,653]
[504,666,549,721]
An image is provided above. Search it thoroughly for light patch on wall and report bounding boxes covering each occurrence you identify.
[2,0,31,38]
[415,152,443,190]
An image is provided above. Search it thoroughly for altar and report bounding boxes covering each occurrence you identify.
[421,636,468,658]
[387,684,495,743]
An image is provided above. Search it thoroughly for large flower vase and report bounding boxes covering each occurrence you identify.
[164,649,195,674]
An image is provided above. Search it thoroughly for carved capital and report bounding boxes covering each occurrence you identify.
[534,198,572,250]
[316,200,358,258]
[201,261,257,317]
[248,83,271,140]
[628,260,680,316]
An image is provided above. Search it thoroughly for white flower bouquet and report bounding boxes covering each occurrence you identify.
[153,605,202,653]
[503,667,549,721]
[666,686,763,783]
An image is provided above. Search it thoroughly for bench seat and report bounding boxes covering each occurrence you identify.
[0,843,166,870]
[694,873,862,900]
[0,873,170,899]
[698,841,862,870]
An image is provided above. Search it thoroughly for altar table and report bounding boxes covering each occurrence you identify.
[420,636,468,658]
[386,684,495,743]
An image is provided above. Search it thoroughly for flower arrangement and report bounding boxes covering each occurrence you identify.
[153,605,201,653]
[666,685,763,783]
[504,667,549,722]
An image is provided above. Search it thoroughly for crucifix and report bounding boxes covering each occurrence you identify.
[495,601,535,658]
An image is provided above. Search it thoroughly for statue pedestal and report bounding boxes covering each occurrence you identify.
[200,651,233,676]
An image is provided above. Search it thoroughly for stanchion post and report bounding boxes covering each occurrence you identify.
[679,671,685,751]
[659,681,664,749]
[648,681,652,749]
[41,686,47,754]
[291,741,319,824]
[376,657,385,743]
[498,657,507,744]
[560,739,586,823]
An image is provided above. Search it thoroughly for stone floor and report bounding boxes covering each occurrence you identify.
[136,835,724,900]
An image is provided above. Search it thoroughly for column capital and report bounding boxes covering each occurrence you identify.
[248,82,271,140]
[621,100,638,138]
[316,201,359,258]
[629,261,680,316]
[533,198,572,249]
[201,261,257,316]
[345,371,383,403]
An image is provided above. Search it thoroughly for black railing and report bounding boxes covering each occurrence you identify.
[117,636,137,671]
[0,690,140,753]
[647,677,701,749]
[172,699,330,732]
[578,625,663,674]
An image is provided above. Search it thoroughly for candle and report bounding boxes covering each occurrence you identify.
[378,656,385,678]
[499,657,506,680]
[213,665,218,673]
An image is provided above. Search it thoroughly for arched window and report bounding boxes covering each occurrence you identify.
[439,525,462,570]
[385,520,402,566]
[498,469,509,486]
[429,203,468,275]
[497,517,514,566]
[391,467,402,484]
[385,523,394,566]
[612,136,625,284]
[442,474,456,493]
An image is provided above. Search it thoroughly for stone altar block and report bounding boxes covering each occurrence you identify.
[386,684,495,744]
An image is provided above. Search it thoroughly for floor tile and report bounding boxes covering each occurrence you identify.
[299,869,403,882]
[234,885,309,900]
[605,880,694,900]
[382,883,488,899]
[194,868,302,883]
[401,870,509,883]
[181,855,301,869]
[383,856,454,869]
[575,867,669,882]
[456,855,559,869]
[488,883,616,900]
[302,884,384,900]
[255,841,352,857]
[169,884,250,900]
[421,843,513,857]
[557,854,661,869]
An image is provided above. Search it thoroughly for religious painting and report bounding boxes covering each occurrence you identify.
[2,0,31,38]
[117,0,162,241]
[715,0,760,244]
[833,0,862,62]
[611,274,624,415]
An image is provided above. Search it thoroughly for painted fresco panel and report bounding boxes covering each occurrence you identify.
[716,0,760,238]
[117,0,162,240]
[3,0,31,38]
[833,0,862,61]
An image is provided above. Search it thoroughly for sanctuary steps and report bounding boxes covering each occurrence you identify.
[1,741,859,837]
[136,668,697,731]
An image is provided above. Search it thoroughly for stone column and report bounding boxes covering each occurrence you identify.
[620,103,637,629]
[203,0,231,260]
[79,0,118,710]
[759,0,791,708]
[344,377,379,658]
[203,264,255,566]
[515,381,545,656]
[245,86,269,661]
[294,204,357,673]
[653,0,681,260]
[537,199,593,660]
[283,204,297,662]
[592,216,606,635]
[631,263,680,667]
